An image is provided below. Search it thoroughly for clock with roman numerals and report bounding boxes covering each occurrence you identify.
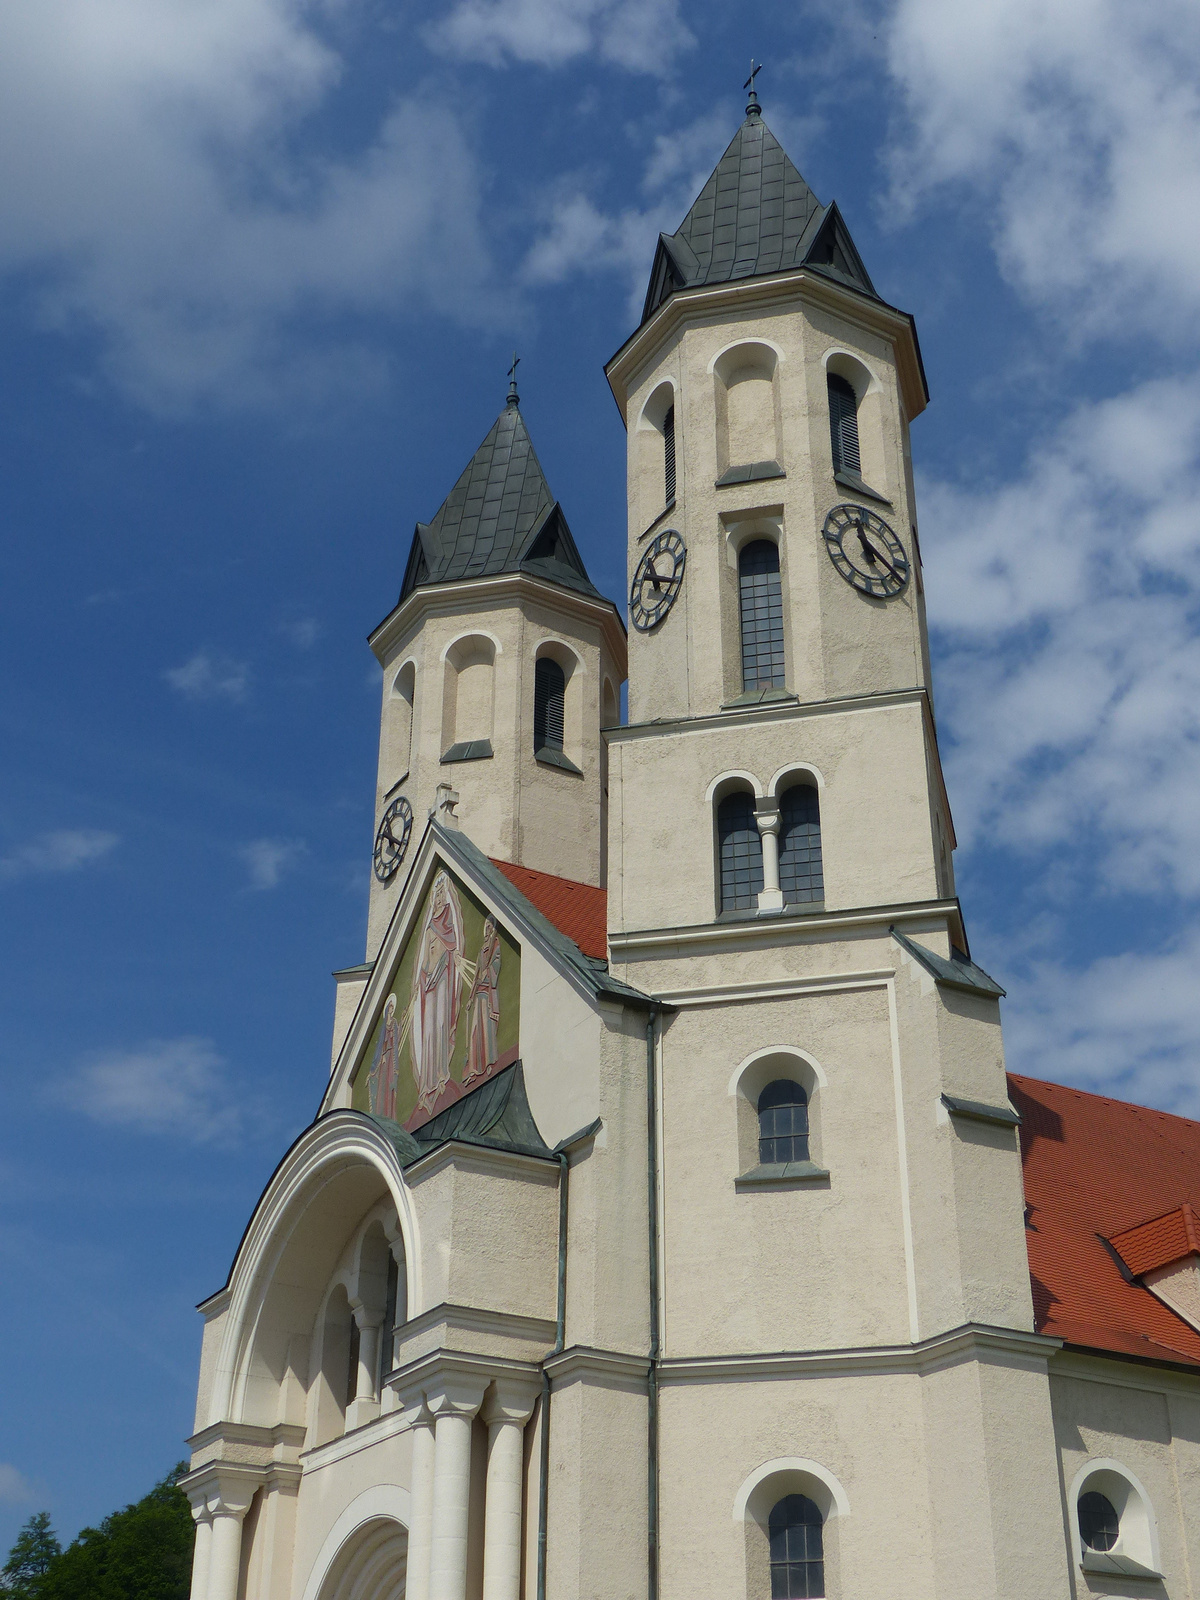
[822,504,909,598]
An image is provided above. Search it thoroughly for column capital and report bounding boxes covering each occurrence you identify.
[179,1462,262,1520]
[481,1379,539,1427]
[754,800,781,836]
[426,1374,488,1419]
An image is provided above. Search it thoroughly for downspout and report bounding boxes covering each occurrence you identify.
[646,1007,660,1600]
[536,1147,569,1600]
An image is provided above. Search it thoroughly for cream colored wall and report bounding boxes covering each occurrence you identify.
[618,282,927,727]
[606,695,942,933]
[365,579,625,957]
[288,1425,414,1599]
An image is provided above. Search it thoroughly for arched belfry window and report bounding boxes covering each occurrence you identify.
[534,656,566,755]
[828,372,861,477]
[769,1494,824,1598]
[758,1080,809,1165]
[778,784,823,904]
[738,540,785,691]
[717,790,763,912]
[663,404,676,507]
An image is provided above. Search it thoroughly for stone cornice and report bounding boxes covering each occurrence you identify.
[368,571,627,670]
[608,896,966,964]
[658,1323,1060,1383]
[402,1138,560,1188]
[544,1344,651,1386]
[386,1346,542,1395]
[605,685,928,745]
[605,268,927,423]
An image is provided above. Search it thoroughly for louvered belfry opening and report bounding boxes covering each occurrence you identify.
[717,790,764,912]
[827,372,861,476]
[778,783,824,903]
[738,539,786,690]
[534,655,566,754]
[663,404,676,507]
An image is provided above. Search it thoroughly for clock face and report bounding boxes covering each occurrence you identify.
[822,504,910,598]
[373,795,413,884]
[630,529,686,632]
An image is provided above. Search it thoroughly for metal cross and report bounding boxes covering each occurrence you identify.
[744,59,762,94]
[507,350,520,405]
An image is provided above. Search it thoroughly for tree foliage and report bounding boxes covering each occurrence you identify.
[2,1468,193,1600]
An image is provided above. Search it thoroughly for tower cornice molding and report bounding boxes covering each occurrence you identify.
[369,572,627,672]
[605,267,928,423]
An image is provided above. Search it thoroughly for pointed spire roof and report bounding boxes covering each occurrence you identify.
[642,106,879,324]
[399,394,601,604]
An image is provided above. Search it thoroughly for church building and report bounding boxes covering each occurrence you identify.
[181,88,1200,1600]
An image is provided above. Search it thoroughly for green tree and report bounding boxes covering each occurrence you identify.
[37,1467,194,1600]
[1,1511,62,1598]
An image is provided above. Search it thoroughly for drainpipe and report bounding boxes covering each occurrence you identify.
[536,1147,569,1600]
[646,1007,661,1600]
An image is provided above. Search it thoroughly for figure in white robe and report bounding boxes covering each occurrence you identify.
[403,871,474,1114]
[464,916,502,1085]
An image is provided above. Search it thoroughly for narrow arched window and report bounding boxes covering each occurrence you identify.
[778,784,823,904]
[663,404,676,507]
[828,372,861,477]
[1079,1491,1119,1553]
[345,1313,361,1411]
[738,540,785,691]
[717,791,763,912]
[768,1494,824,1598]
[534,656,566,755]
[758,1080,809,1165]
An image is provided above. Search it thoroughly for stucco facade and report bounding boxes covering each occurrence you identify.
[182,98,1200,1600]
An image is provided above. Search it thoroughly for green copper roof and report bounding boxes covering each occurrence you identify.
[367,1061,553,1167]
[399,399,602,603]
[642,109,878,323]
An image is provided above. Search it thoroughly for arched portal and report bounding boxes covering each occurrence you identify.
[315,1516,407,1600]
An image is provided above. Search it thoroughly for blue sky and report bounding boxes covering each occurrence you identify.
[3,0,1200,1554]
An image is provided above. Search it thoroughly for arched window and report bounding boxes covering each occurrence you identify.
[758,1080,809,1165]
[778,784,823,904]
[1079,1491,1120,1553]
[717,790,763,912]
[768,1494,824,1598]
[828,373,861,477]
[534,656,566,755]
[739,540,785,691]
[663,404,676,507]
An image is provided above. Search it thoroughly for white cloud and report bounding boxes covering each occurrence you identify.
[0,1464,35,1505]
[278,616,322,650]
[57,1036,245,1144]
[883,0,1200,336]
[165,651,249,701]
[0,1,494,409]
[426,0,692,72]
[239,836,307,889]
[0,828,118,881]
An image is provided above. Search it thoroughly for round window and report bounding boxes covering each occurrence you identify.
[1078,1490,1119,1552]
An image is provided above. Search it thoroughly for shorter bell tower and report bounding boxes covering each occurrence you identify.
[362,384,626,958]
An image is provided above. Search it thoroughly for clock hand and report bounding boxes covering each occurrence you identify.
[856,526,903,580]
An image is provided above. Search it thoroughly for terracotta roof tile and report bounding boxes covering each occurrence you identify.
[1012,1072,1200,1368]
[488,859,607,961]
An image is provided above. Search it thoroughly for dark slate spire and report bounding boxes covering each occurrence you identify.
[398,397,601,604]
[641,108,878,325]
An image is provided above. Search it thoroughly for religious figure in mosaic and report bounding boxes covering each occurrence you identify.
[403,869,474,1114]
[464,915,503,1086]
[366,991,401,1120]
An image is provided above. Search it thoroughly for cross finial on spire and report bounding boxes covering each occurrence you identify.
[507,351,520,407]
[744,59,762,117]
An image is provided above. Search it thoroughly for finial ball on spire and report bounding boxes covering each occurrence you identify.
[507,350,520,407]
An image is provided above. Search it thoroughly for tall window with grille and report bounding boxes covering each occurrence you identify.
[663,404,676,507]
[533,656,566,755]
[717,790,763,912]
[768,1495,824,1599]
[738,540,785,691]
[778,784,823,903]
[758,1080,809,1165]
[827,372,861,476]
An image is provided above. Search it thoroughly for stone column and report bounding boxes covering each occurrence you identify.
[205,1473,259,1600]
[427,1378,487,1600]
[188,1504,213,1600]
[481,1382,538,1600]
[349,1306,384,1428]
[755,801,783,912]
[404,1398,437,1600]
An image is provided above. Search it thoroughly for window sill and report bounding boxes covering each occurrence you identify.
[716,460,785,488]
[441,739,493,763]
[384,770,409,798]
[834,469,891,506]
[535,745,582,776]
[941,1093,1021,1129]
[1080,1551,1163,1580]
[722,687,797,710]
[736,1161,830,1190]
[639,501,676,542]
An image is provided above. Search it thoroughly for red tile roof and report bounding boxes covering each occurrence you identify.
[1110,1204,1200,1278]
[489,859,608,961]
[1012,1072,1200,1367]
